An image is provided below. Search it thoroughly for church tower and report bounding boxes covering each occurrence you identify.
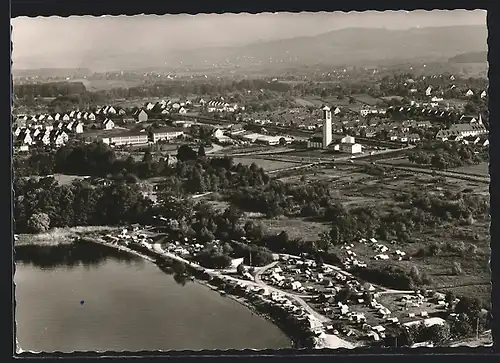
[322,105,332,149]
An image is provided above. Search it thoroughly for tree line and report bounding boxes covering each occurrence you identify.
[407,141,489,170]
[14,142,270,196]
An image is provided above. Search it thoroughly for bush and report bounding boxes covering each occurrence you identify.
[352,266,415,290]
[451,261,463,275]
[27,212,51,233]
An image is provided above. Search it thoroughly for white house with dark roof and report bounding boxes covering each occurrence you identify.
[102,119,115,130]
[135,109,149,123]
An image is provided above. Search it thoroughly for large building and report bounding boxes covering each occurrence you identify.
[435,114,488,141]
[151,127,184,143]
[102,131,149,146]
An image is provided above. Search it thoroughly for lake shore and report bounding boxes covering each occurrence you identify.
[15,226,121,247]
[15,229,347,350]
[76,236,309,349]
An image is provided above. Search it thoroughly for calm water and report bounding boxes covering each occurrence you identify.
[14,243,291,352]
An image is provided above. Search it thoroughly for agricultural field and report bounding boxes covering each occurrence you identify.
[72,78,145,91]
[232,157,300,171]
[350,93,382,106]
[321,167,491,306]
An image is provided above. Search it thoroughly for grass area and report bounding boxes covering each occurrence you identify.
[350,93,382,106]
[294,98,316,107]
[27,174,89,185]
[15,226,121,247]
[232,157,299,171]
[252,216,330,242]
[452,162,489,176]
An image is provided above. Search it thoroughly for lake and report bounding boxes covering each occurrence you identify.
[14,243,291,352]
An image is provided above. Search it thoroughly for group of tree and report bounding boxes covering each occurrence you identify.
[13,176,153,233]
[14,141,270,195]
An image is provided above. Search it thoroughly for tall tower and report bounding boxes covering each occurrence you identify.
[322,105,332,149]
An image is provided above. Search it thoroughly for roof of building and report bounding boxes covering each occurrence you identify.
[108,130,149,139]
[152,127,184,134]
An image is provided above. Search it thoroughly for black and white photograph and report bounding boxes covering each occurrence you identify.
[11,9,492,353]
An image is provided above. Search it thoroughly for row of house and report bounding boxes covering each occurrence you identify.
[15,128,69,150]
[206,100,242,113]
[16,111,97,125]
[13,120,84,137]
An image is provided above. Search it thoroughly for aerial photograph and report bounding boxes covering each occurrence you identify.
[12,9,491,353]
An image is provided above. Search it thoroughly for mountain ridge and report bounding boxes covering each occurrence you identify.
[12,25,487,73]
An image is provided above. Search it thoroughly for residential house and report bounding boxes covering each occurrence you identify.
[50,129,69,147]
[74,121,84,134]
[69,110,76,119]
[146,102,156,111]
[481,90,487,99]
[102,119,115,130]
[54,113,61,121]
[118,108,126,116]
[425,86,432,96]
[408,133,421,143]
[17,129,33,145]
[135,109,149,123]
[465,89,474,97]
[62,114,70,121]
[212,128,225,139]
[107,106,117,115]
[178,107,188,114]
[88,112,96,121]
[13,126,22,137]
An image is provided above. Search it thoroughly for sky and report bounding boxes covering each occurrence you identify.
[11,10,486,69]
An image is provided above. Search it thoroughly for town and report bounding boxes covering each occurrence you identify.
[13,66,491,349]
[12,11,491,352]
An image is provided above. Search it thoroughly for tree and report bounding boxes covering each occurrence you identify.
[176,145,197,162]
[409,265,422,285]
[27,212,51,233]
[236,263,246,275]
[455,296,482,319]
[142,149,153,162]
[197,145,206,157]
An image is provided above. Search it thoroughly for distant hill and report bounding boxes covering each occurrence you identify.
[449,51,488,63]
[12,68,93,78]
[12,25,487,73]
